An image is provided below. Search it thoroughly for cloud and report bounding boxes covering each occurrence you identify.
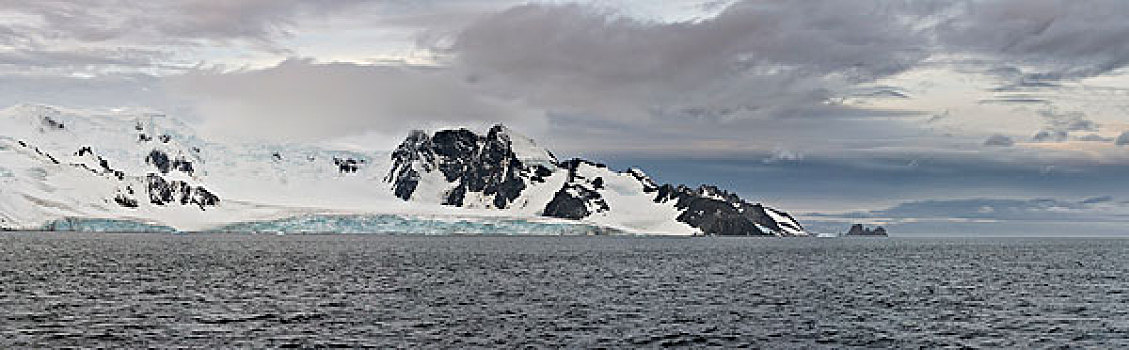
[451,1,930,123]
[4,0,1129,166]
[1031,130,1068,143]
[1074,134,1112,142]
[762,147,804,164]
[983,134,1015,147]
[1081,195,1114,204]
[165,58,545,142]
[0,0,369,47]
[831,197,1112,221]
[0,73,173,112]
[1039,109,1099,132]
[935,0,1129,82]
[1029,108,1100,142]
[1117,132,1129,146]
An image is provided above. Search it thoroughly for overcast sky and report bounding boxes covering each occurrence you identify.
[3,0,1129,235]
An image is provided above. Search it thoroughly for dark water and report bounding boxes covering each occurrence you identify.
[1,233,1127,348]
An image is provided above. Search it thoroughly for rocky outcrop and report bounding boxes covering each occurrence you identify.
[145,149,195,176]
[333,157,363,173]
[845,224,887,236]
[142,174,219,210]
[387,125,551,209]
[652,184,803,236]
[542,159,610,220]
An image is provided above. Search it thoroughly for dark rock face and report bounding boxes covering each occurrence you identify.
[146,150,170,173]
[333,157,362,173]
[145,150,194,176]
[386,131,430,200]
[628,168,659,193]
[543,184,609,220]
[172,159,194,175]
[113,194,139,208]
[41,116,64,129]
[73,147,126,180]
[143,174,219,210]
[845,224,888,236]
[542,158,610,220]
[387,125,542,209]
[653,184,796,236]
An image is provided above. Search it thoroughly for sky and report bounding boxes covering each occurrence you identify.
[2,0,1129,235]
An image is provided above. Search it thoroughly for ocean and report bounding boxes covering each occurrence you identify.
[1,233,1126,348]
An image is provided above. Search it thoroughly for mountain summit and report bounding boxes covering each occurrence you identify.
[0,104,805,235]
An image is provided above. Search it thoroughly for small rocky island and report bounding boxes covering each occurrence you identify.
[845,224,888,237]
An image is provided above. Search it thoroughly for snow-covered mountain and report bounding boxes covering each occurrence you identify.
[0,104,805,236]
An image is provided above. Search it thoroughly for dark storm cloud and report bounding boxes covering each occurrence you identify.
[451,1,931,122]
[936,0,1129,82]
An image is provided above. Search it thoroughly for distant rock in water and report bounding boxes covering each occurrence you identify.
[845,224,887,237]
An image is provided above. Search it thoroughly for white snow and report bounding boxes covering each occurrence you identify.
[764,207,806,236]
[497,125,557,168]
[567,162,699,235]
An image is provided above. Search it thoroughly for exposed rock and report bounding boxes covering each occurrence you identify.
[146,150,170,173]
[845,224,888,236]
[543,183,609,220]
[333,157,362,173]
[627,168,659,193]
[114,194,139,208]
[144,174,219,210]
[41,116,64,129]
[653,184,797,236]
[145,149,194,176]
[387,125,541,209]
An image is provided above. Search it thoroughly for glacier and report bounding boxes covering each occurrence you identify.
[41,215,618,235]
[44,218,178,233]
